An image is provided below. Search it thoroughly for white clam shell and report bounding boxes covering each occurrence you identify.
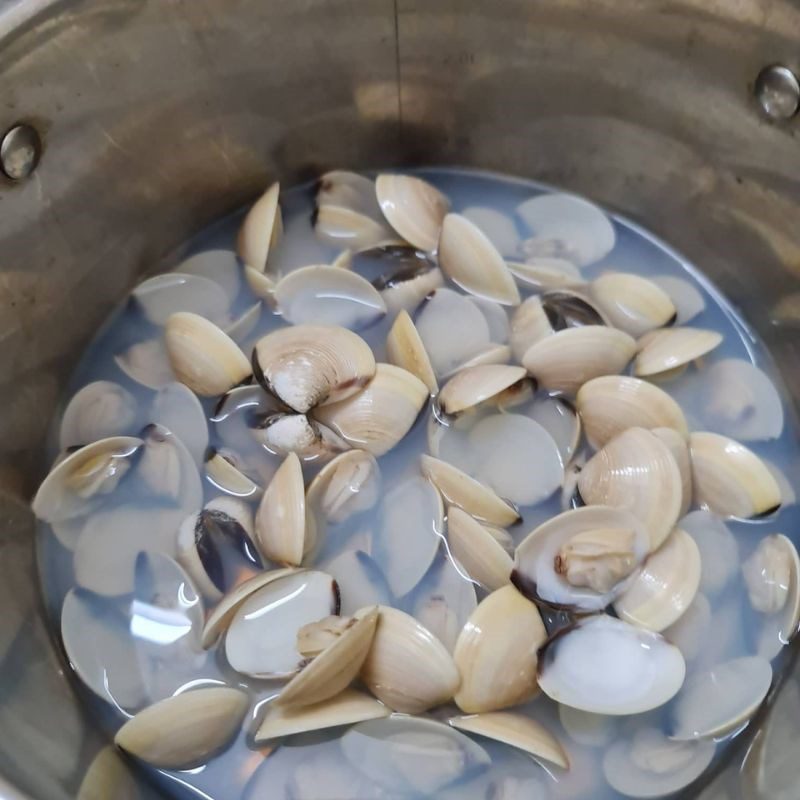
[444,343,512,376]
[651,275,706,325]
[662,592,712,663]
[305,448,380,526]
[256,413,348,463]
[376,174,449,252]
[314,204,399,250]
[633,327,722,377]
[244,264,276,302]
[507,257,583,290]
[462,205,521,255]
[469,296,510,343]
[386,309,438,393]
[175,248,240,305]
[322,550,393,615]
[204,449,262,499]
[237,181,282,272]
[559,705,617,748]
[439,364,526,416]
[589,272,676,337]
[59,381,137,450]
[679,510,739,596]
[528,396,581,465]
[447,507,513,592]
[114,339,175,390]
[509,295,553,363]
[151,381,208,466]
[224,300,262,344]
[133,272,229,327]
[317,171,381,216]
[378,264,445,315]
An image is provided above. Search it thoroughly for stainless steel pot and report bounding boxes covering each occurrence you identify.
[1,1,799,797]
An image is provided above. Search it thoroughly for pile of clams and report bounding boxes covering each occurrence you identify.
[35,169,800,800]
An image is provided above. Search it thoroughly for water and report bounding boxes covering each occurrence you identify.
[35,168,800,800]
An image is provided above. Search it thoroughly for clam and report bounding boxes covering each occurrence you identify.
[305,449,380,526]
[445,343,512,375]
[322,550,393,615]
[679,510,739,596]
[77,746,141,800]
[224,569,339,678]
[237,181,282,273]
[507,257,583,290]
[689,431,782,518]
[651,275,706,324]
[164,312,251,396]
[341,715,491,797]
[516,192,616,267]
[59,381,137,450]
[252,324,375,414]
[114,338,175,390]
[462,205,521,255]
[314,204,399,251]
[614,528,702,632]
[420,455,519,527]
[360,606,460,713]
[589,272,676,337]
[559,705,618,748]
[151,381,208,465]
[224,300,262,344]
[137,423,203,512]
[175,248,241,305]
[575,375,688,449]
[256,688,389,742]
[652,427,692,516]
[602,728,716,799]
[513,506,650,612]
[528,396,581,464]
[633,327,722,378]
[438,213,521,305]
[670,656,772,740]
[509,296,553,363]
[438,365,527,416]
[317,170,381,215]
[522,326,637,395]
[274,264,387,328]
[204,448,262,499]
[537,615,686,715]
[132,272,229,327]
[447,506,513,591]
[541,288,607,328]
[374,262,445,314]
[32,435,142,523]
[254,452,308,566]
[372,474,443,597]
[385,309,438,393]
[449,712,569,770]
[114,687,249,769]
[470,296,510,343]
[255,413,348,463]
[276,608,379,707]
[313,363,428,457]
[375,173,449,252]
[577,427,683,550]
[244,264,276,302]
[453,584,545,713]
[662,592,712,663]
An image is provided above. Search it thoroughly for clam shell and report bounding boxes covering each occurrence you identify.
[317,170,380,215]
[151,381,208,465]
[322,550,393,615]
[438,213,520,306]
[360,605,460,713]
[559,705,617,748]
[377,264,445,315]
[305,449,380,526]
[224,300,262,344]
[449,712,569,770]
[507,258,583,290]
[589,272,676,337]
[528,396,581,465]
[276,608,379,707]
[575,375,688,449]
[59,381,137,450]
[651,275,706,325]
[438,365,527,416]
[470,296,510,343]
[462,205,521,255]
[204,449,262,499]
[386,309,438,393]
[509,297,554,364]
[274,264,386,328]
[662,592,712,663]
[689,431,782,518]
[522,326,636,395]
[133,272,229,327]
[614,528,701,632]
[453,585,545,713]
[175,248,240,305]
[114,687,249,769]
[244,264,276,301]
[680,510,739,596]
[445,343,511,375]
[421,454,519,527]
[313,363,428,457]
[314,204,399,250]
[578,427,683,550]
[376,174,449,252]
[237,181,282,272]
[252,324,375,414]
[77,746,141,800]
[114,338,175,390]
[447,507,512,591]
[633,327,722,377]
[164,312,251,396]
[652,427,692,516]
[256,413,348,463]
[256,688,389,742]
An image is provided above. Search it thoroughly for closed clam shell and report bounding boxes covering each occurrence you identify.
[633,327,722,377]
[59,381,137,450]
[360,606,460,713]
[689,431,782,518]
[386,309,438,393]
[114,687,249,769]
[438,214,521,306]
[438,365,527,416]
[652,427,692,516]
[614,528,701,632]
[164,312,251,396]
[509,295,554,362]
[420,455,519,527]
[576,375,688,449]
[313,363,428,456]
[522,326,636,395]
[237,181,282,272]
[447,506,513,591]
[589,272,677,337]
[453,585,546,713]
[253,324,375,414]
[449,712,569,770]
[376,174,449,252]
[578,427,683,550]
[276,607,379,707]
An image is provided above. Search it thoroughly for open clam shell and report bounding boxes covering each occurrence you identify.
[507,257,583,291]
[359,606,460,713]
[633,327,722,378]
[438,213,521,306]
[252,324,375,414]
[151,381,208,466]
[680,510,739,596]
[651,275,706,325]
[375,173,449,252]
[447,506,513,591]
[114,687,249,769]
[444,343,512,375]
[538,614,686,715]
[317,170,380,214]
[689,431,782,518]
[244,264,276,302]
[255,413,348,463]
[224,301,262,344]
[438,365,527,416]
[237,181,282,273]
[589,272,676,337]
[522,326,636,395]
[305,449,380,526]
[132,272,229,327]
[322,550,393,615]
[462,205,521,254]
[577,427,683,550]
[509,296,553,363]
[175,248,240,305]
[385,309,438,393]
[513,505,650,612]
[614,528,702,632]
[115,338,175,390]
[313,363,428,457]
[576,375,688,450]
[314,204,399,251]
[205,448,262,499]
[374,262,445,315]
[59,381,138,450]
[528,396,581,465]
[453,584,546,713]
[164,312,251,396]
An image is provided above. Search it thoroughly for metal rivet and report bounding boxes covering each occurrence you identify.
[755,65,800,121]
[0,124,42,181]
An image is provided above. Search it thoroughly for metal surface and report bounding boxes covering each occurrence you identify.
[0,0,799,798]
[0,123,41,180]
[755,65,800,121]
